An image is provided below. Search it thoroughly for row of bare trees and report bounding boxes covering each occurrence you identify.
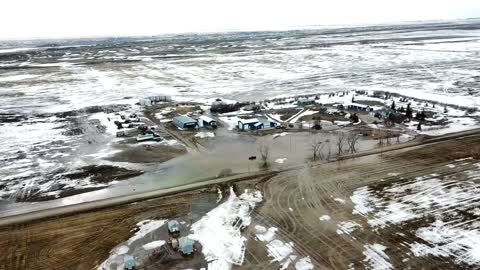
[311,131,361,161]
[257,131,363,167]
[377,130,401,146]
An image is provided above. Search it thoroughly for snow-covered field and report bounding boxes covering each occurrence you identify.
[350,158,480,266]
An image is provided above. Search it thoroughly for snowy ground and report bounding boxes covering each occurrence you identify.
[254,224,314,270]
[350,158,480,266]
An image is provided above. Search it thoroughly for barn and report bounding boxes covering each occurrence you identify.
[173,115,198,129]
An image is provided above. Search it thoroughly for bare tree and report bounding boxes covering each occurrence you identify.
[311,138,323,161]
[325,139,332,160]
[258,145,270,168]
[335,132,347,156]
[378,129,386,146]
[346,132,360,153]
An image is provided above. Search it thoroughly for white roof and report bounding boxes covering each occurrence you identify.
[371,106,385,111]
[199,115,216,122]
[239,118,259,124]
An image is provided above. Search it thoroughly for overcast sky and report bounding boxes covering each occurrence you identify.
[1,0,480,40]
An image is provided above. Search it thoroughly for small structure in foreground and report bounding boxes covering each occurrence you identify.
[178,236,195,255]
[167,220,181,234]
[123,255,135,270]
[173,115,198,130]
[197,115,217,128]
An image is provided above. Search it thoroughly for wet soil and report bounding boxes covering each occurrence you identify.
[107,144,187,163]
[16,165,144,203]
[63,165,143,184]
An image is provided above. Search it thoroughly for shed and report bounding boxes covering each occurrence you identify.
[173,115,198,129]
[167,220,180,233]
[198,115,217,128]
[297,98,315,106]
[178,236,195,255]
[254,122,264,129]
[123,255,135,270]
[238,118,260,130]
[260,118,279,128]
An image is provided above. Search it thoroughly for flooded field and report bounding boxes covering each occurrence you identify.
[1,132,479,270]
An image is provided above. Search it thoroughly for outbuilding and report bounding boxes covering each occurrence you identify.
[238,118,261,130]
[260,118,279,128]
[297,98,316,106]
[178,237,195,255]
[197,115,217,128]
[173,115,198,130]
[167,220,181,234]
[123,255,135,270]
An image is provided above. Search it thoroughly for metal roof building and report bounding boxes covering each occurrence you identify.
[297,98,316,106]
[198,115,217,128]
[238,118,261,130]
[167,220,180,233]
[178,236,195,255]
[123,255,135,270]
[173,115,198,129]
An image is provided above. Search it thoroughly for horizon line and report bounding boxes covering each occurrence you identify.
[1,16,479,43]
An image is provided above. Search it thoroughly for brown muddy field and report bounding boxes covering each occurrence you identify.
[0,134,479,270]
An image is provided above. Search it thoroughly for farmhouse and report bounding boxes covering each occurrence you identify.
[173,115,198,129]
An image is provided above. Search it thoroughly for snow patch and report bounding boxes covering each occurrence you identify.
[319,215,331,221]
[336,221,361,235]
[363,244,392,270]
[295,256,314,270]
[195,132,215,138]
[142,240,166,250]
[188,188,262,270]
